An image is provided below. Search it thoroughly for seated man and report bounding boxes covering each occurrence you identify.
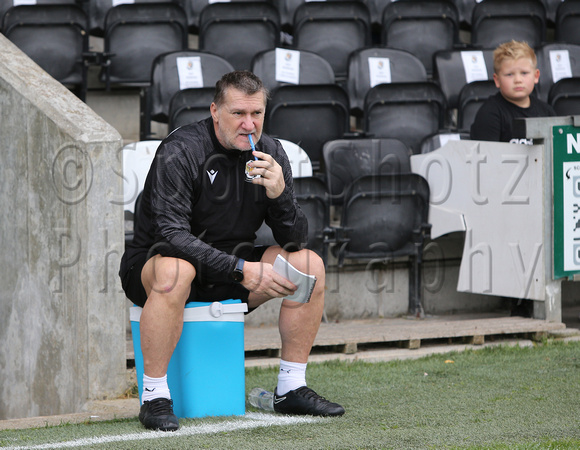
[119,70,345,431]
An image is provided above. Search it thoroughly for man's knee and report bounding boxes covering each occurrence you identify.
[142,255,196,296]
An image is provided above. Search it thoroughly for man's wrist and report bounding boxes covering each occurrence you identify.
[231,258,245,282]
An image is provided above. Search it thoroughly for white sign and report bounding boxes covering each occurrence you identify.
[461,51,489,84]
[368,57,391,87]
[13,0,37,5]
[177,56,203,90]
[562,161,580,271]
[549,49,572,84]
[112,0,134,6]
[275,48,300,85]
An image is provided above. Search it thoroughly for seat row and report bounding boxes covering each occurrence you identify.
[4,0,580,89]
[142,43,580,167]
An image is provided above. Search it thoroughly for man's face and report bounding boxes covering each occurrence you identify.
[493,57,540,108]
[211,87,266,151]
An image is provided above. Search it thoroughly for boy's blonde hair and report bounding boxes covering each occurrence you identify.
[493,40,537,74]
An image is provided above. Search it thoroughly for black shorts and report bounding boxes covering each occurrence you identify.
[120,246,268,308]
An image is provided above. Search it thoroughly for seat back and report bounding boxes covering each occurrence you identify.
[433,48,494,110]
[292,1,372,80]
[102,3,188,87]
[251,47,335,93]
[457,80,497,131]
[339,173,430,261]
[548,77,580,116]
[381,0,460,76]
[535,43,580,103]
[198,1,280,70]
[265,84,351,171]
[323,138,411,205]
[471,0,546,49]
[88,0,174,37]
[555,0,580,45]
[167,87,215,133]
[363,82,447,154]
[2,4,89,99]
[147,50,234,123]
[347,47,428,115]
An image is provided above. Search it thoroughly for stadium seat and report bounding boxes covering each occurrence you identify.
[471,0,547,49]
[456,79,497,132]
[100,3,189,89]
[141,49,234,139]
[167,87,215,133]
[270,0,305,32]
[548,77,580,116]
[542,0,562,26]
[322,137,411,205]
[535,43,580,103]
[1,4,92,101]
[334,173,431,317]
[346,47,428,117]
[198,1,280,71]
[87,0,175,37]
[363,82,447,154]
[381,0,461,76]
[292,1,372,81]
[419,130,470,154]
[264,84,351,172]
[555,0,580,46]
[433,48,494,111]
[251,48,335,94]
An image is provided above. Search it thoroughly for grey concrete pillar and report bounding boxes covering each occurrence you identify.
[0,35,126,419]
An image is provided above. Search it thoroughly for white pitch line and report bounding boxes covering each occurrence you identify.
[6,413,323,449]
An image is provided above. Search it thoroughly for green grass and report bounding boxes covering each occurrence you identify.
[1,340,580,449]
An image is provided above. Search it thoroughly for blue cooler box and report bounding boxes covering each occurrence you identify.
[130,299,248,418]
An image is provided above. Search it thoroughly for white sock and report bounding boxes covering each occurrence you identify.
[276,359,307,395]
[141,374,171,404]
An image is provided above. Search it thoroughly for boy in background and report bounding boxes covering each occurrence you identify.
[470,40,556,144]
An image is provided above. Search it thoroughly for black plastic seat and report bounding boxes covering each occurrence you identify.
[2,4,91,101]
[292,1,372,81]
[555,0,580,45]
[141,49,234,139]
[549,77,580,116]
[381,0,460,76]
[347,47,428,117]
[363,82,447,154]
[335,173,431,317]
[265,84,351,172]
[471,0,546,49]
[535,43,580,103]
[322,138,411,205]
[167,87,215,132]
[433,48,494,111]
[100,3,188,89]
[198,1,280,71]
[457,79,497,132]
[251,47,335,94]
[88,0,175,37]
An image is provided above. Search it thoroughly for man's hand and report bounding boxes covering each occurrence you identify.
[241,260,296,299]
[249,150,285,199]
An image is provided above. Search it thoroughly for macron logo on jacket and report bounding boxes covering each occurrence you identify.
[207,169,218,184]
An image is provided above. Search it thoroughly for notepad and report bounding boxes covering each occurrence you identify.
[272,254,317,303]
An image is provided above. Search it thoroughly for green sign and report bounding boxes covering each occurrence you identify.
[553,125,580,279]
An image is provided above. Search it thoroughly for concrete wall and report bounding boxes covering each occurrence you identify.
[0,35,126,420]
